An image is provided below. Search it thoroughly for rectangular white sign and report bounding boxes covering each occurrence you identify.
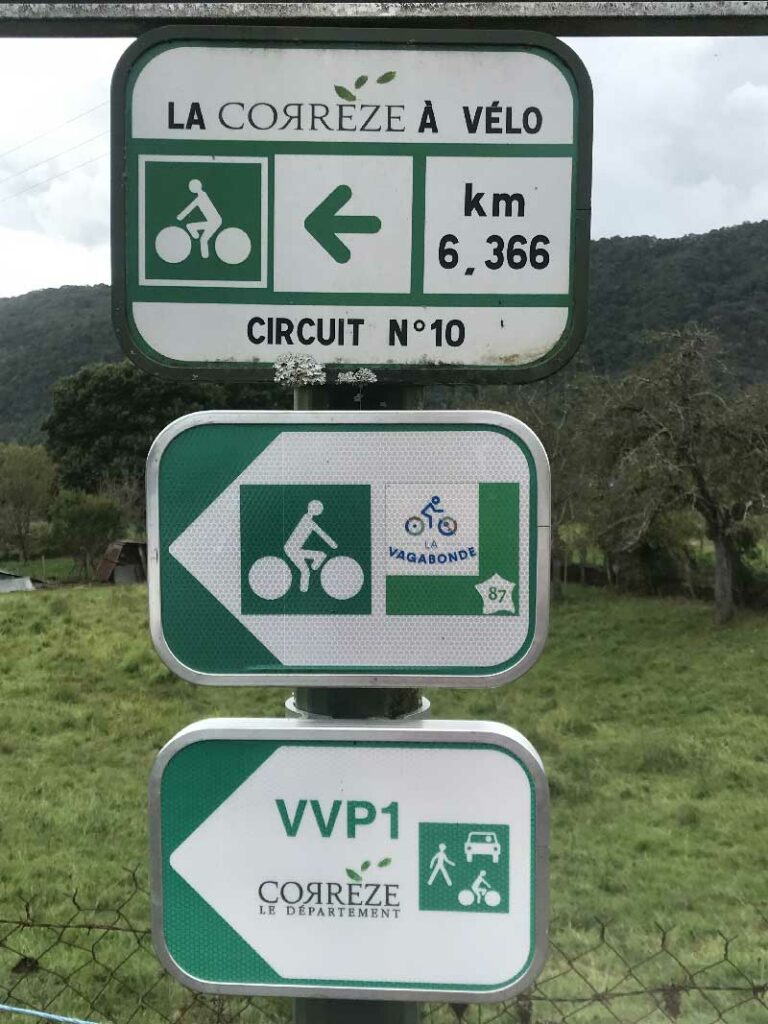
[149,718,549,1001]
[146,410,550,687]
[113,27,592,383]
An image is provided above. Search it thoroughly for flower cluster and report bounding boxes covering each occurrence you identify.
[273,354,327,388]
[336,369,378,386]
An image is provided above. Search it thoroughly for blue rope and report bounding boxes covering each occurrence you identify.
[0,1004,103,1024]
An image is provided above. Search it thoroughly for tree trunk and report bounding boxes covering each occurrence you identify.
[551,541,563,601]
[603,552,613,587]
[713,531,735,625]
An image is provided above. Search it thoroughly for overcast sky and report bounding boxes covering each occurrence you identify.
[0,34,767,297]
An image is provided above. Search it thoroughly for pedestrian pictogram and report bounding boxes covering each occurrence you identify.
[427,843,456,887]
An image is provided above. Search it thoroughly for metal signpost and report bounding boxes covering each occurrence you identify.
[112,26,592,384]
[149,719,548,1002]
[146,410,550,687]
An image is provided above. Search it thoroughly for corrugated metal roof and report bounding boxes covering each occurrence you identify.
[0,576,35,593]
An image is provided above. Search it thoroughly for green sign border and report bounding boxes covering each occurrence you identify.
[148,718,550,1002]
[112,24,593,384]
[146,410,550,688]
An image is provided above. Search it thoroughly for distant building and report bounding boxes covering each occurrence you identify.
[95,540,148,585]
[0,570,36,593]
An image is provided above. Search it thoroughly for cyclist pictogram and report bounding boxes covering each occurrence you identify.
[458,870,501,908]
[404,494,458,537]
[154,178,252,267]
[247,499,365,602]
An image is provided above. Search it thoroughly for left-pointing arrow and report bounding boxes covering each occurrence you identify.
[304,184,382,263]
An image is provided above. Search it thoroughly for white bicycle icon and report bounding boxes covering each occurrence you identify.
[248,553,364,602]
[248,499,365,602]
[154,178,252,266]
[458,873,501,908]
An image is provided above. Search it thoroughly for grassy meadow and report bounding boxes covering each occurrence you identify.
[1,555,82,582]
[1,583,767,1021]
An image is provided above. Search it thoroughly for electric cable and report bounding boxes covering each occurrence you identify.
[0,101,107,161]
[0,152,107,205]
[0,130,108,188]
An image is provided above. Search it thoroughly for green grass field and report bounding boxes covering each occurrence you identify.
[1,584,766,1021]
[0,555,82,582]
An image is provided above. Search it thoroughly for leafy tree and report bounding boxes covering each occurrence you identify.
[582,327,768,623]
[0,444,56,560]
[44,361,290,493]
[498,376,594,595]
[50,490,125,578]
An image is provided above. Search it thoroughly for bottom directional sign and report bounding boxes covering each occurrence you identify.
[146,410,550,686]
[149,719,548,1001]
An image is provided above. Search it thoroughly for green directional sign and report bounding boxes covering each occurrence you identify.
[149,718,549,1000]
[112,26,592,383]
[146,410,550,687]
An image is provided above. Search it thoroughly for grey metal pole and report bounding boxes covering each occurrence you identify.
[291,380,424,1024]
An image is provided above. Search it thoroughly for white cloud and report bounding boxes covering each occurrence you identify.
[0,37,129,296]
[0,223,110,297]
[566,36,768,238]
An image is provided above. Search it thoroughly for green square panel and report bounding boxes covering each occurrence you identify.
[240,484,372,615]
[142,156,265,285]
[419,822,510,913]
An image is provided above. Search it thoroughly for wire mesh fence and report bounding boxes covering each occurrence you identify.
[1,874,766,1024]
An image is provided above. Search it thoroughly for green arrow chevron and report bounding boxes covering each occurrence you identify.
[304,184,382,263]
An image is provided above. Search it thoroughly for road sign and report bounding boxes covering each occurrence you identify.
[146,410,550,687]
[112,26,592,384]
[149,718,549,1001]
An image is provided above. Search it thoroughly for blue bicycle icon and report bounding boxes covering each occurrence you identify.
[404,495,458,537]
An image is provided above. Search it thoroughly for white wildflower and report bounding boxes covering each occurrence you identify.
[273,355,327,388]
[336,369,378,386]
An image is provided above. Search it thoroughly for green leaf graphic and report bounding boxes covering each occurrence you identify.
[335,85,356,101]
[346,868,362,882]
[377,857,392,868]
[361,860,371,872]
[377,71,396,84]
[355,75,368,89]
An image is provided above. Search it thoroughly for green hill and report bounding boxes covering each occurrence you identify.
[3,218,768,441]
[585,220,768,380]
[0,284,118,443]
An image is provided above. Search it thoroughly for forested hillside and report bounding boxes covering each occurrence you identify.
[2,218,768,441]
[584,220,768,380]
[0,284,117,442]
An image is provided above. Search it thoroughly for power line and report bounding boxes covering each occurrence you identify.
[0,152,108,205]
[0,100,107,161]
[0,130,108,188]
